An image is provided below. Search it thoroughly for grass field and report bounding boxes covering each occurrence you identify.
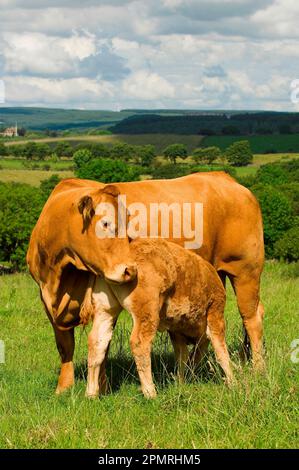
[3,134,204,154]
[0,158,73,171]
[0,262,298,449]
[4,135,117,147]
[0,170,74,186]
[202,134,299,153]
[0,150,299,186]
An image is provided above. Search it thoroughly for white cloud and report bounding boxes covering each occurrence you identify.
[122,70,175,100]
[4,76,115,106]
[2,32,97,75]
[0,0,298,110]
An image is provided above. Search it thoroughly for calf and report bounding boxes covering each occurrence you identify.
[86,238,234,399]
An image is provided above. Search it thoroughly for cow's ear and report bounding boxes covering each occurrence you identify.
[78,195,95,232]
[101,184,120,198]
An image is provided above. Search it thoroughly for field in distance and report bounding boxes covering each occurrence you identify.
[4,132,299,155]
[203,133,299,153]
[3,134,204,154]
[1,152,299,185]
[0,169,74,186]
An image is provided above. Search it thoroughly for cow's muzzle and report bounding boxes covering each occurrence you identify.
[104,263,137,284]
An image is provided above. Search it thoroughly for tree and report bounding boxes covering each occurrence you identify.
[253,185,294,257]
[163,144,188,164]
[135,145,156,167]
[274,226,299,262]
[256,162,290,185]
[111,142,134,162]
[8,144,24,158]
[0,182,44,269]
[76,158,140,183]
[74,142,111,159]
[35,143,51,161]
[222,125,240,135]
[90,143,111,159]
[225,140,253,167]
[40,174,61,199]
[55,141,73,159]
[73,148,93,169]
[17,127,27,137]
[193,146,222,165]
[0,143,7,157]
[23,142,38,160]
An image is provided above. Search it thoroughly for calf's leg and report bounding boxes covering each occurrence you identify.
[86,310,118,398]
[169,332,189,383]
[189,334,209,369]
[86,278,121,398]
[130,307,159,399]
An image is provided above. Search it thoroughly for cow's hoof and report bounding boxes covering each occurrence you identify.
[55,385,72,395]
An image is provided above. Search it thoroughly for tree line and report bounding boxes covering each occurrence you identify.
[0,139,253,168]
[0,158,298,271]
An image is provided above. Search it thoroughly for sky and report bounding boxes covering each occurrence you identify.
[0,0,298,111]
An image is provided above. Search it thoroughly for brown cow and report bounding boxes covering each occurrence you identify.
[86,238,234,399]
[27,173,265,394]
[27,183,136,393]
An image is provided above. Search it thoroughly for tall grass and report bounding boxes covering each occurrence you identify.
[0,261,298,448]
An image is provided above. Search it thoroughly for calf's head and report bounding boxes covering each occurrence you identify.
[75,184,137,284]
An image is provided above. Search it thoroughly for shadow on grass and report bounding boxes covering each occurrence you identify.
[74,349,225,393]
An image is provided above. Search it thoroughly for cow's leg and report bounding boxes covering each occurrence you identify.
[230,274,265,371]
[86,278,121,398]
[169,332,189,383]
[207,299,234,385]
[53,326,75,394]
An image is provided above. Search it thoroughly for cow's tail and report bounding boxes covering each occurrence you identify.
[80,274,96,326]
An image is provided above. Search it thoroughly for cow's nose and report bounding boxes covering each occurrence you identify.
[123,263,137,282]
[105,263,137,284]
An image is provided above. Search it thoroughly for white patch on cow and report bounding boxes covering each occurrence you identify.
[92,277,121,314]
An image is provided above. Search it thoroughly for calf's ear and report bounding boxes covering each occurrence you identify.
[78,195,95,232]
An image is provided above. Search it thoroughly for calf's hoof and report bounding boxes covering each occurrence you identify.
[142,387,157,399]
[252,356,266,374]
[85,393,99,400]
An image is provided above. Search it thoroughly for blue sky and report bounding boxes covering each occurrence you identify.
[0,0,298,110]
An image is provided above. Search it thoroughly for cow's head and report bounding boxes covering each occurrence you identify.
[75,184,137,284]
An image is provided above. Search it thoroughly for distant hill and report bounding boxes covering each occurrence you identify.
[109,112,299,135]
[0,107,134,131]
[1,107,299,136]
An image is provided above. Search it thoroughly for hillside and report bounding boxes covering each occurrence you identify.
[0,107,134,131]
[110,112,299,135]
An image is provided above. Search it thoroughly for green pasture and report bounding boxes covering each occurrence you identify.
[0,262,298,448]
